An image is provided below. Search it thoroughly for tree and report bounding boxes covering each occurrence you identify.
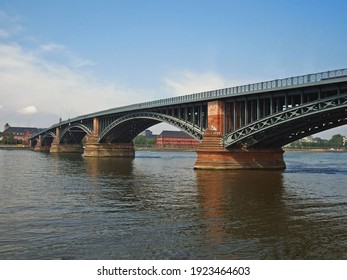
[2,133,15,144]
[133,135,148,146]
[328,134,344,148]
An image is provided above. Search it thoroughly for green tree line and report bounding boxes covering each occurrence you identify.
[132,135,156,147]
[287,134,346,150]
[0,133,22,145]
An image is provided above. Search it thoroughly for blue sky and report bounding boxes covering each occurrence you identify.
[1,0,347,137]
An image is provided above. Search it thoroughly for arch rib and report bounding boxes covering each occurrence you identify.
[99,112,203,143]
[223,93,347,148]
[59,123,93,144]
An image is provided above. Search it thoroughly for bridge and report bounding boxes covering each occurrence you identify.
[30,68,347,169]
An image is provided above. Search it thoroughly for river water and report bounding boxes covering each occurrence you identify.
[0,149,346,260]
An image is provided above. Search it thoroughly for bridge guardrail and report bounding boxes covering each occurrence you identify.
[88,68,347,118]
[30,67,347,140]
[141,68,347,108]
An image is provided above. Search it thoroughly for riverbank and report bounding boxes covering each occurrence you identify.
[1,144,345,153]
[0,145,32,150]
[135,146,197,152]
[284,148,347,152]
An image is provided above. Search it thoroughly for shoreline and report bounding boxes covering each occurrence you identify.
[1,145,346,153]
[0,145,32,150]
[284,148,347,152]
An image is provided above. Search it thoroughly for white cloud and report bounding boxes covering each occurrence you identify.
[39,43,66,52]
[18,105,38,115]
[37,43,95,68]
[0,10,24,38]
[0,28,9,38]
[163,70,228,96]
[0,42,145,127]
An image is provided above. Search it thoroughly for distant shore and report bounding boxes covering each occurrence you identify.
[284,148,347,152]
[1,144,345,153]
[135,146,197,152]
[0,144,32,150]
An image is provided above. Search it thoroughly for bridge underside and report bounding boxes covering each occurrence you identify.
[195,93,347,170]
[83,118,161,157]
[101,119,161,143]
[223,93,347,149]
[251,109,347,148]
[194,129,286,170]
[29,69,347,169]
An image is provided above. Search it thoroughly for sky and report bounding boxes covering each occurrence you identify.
[0,0,347,138]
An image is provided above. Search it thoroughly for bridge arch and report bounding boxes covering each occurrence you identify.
[59,123,93,144]
[98,112,203,143]
[41,132,56,146]
[223,93,347,148]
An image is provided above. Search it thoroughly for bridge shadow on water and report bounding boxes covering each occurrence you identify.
[82,157,134,177]
[194,169,346,259]
[45,153,346,259]
[194,170,289,259]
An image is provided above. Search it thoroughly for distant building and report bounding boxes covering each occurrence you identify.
[1,123,44,145]
[156,130,199,149]
[300,136,314,143]
[300,136,324,143]
[139,129,154,138]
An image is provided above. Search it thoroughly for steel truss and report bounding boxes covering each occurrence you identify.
[223,93,347,148]
[41,131,56,146]
[99,111,203,143]
[59,123,93,144]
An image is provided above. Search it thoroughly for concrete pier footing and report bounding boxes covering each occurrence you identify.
[83,143,135,157]
[50,143,84,154]
[194,129,286,170]
[34,145,51,152]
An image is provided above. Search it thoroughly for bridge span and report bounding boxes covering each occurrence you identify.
[30,68,347,169]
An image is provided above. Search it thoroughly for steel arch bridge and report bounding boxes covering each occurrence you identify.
[98,111,203,143]
[30,67,347,169]
[223,93,347,148]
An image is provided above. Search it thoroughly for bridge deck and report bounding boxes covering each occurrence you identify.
[50,68,347,129]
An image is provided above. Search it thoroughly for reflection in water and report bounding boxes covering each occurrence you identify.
[196,171,283,228]
[195,168,347,259]
[195,170,286,258]
[0,150,346,259]
[83,157,134,177]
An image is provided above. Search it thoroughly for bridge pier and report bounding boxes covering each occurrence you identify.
[48,127,84,154]
[34,144,50,152]
[83,118,134,157]
[83,136,135,157]
[194,129,286,169]
[50,143,84,154]
[195,100,286,170]
[33,135,51,152]
[83,142,135,157]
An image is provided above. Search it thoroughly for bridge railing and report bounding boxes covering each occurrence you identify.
[69,68,347,119]
[138,68,347,109]
[31,67,347,138]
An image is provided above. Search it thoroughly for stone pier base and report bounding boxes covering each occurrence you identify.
[34,145,51,152]
[83,142,135,158]
[50,143,84,154]
[194,129,286,170]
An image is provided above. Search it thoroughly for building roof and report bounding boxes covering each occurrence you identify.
[158,130,193,138]
[3,126,44,135]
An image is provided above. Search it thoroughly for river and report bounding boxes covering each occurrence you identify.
[0,149,346,259]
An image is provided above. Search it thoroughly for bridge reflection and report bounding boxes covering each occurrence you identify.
[83,157,134,177]
[47,153,345,259]
[194,170,287,257]
[194,169,346,259]
[30,68,347,170]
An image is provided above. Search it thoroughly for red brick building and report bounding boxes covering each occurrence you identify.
[156,130,199,149]
[1,123,44,145]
